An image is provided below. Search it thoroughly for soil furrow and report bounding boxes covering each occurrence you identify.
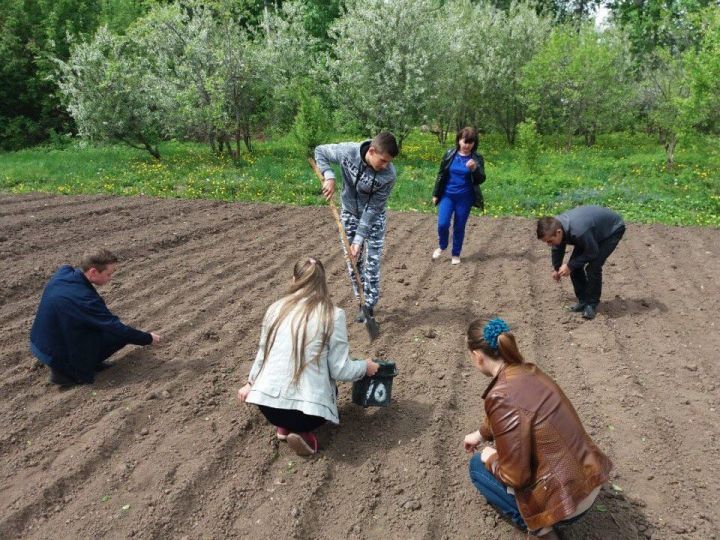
[1,195,717,539]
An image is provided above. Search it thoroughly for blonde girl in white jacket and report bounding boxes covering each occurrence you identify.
[238,258,379,456]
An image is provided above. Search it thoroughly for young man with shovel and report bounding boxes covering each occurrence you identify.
[314,132,399,324]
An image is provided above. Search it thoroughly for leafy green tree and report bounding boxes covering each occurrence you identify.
[421,0,549,145]
[262,1,323,133]
[522,24,633,147]
[329,0,443,146]
[125,0,316,155]
[517,119,541,172]
[637,48,689,168]
[607,0,712,56]
[682,6,720,133]
[0,0,148,150]
[55,26,175,158]
[474,1,551,144]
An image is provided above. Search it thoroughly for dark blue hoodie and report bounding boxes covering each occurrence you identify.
[30,265,152,382]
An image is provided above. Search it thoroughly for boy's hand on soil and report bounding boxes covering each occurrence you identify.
[237,383,251,403]
[151,332,162,345]
[365,360,380,377]
[557,264,570,278]
[322,179,335,200]
[463,430,483,453]
[551,270,561,282]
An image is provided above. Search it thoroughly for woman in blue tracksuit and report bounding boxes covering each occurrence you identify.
[431,126,486,264]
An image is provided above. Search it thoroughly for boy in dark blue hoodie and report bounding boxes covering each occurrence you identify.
[30,249,161,386]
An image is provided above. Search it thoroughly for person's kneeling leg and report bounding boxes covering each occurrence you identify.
[257,405,325,456]
[95,332,129,371]
[468,453,526,530]
[49,363,81,387]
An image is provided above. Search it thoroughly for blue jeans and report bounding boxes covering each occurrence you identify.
[469,453,527,529]
[468,453,590,532]
[437,191,474,256]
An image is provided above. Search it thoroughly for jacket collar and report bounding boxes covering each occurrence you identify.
[481,364,507,399]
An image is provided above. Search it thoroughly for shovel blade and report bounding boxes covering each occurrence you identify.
[363,305,380,341]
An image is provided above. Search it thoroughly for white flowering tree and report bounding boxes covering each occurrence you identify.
[135,0,317,155]
[55,26,174,158]
[419,0,472,144]
[131,3,244,154]
[329,0,442,146]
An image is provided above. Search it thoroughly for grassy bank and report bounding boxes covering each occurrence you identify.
[1,131,718,227]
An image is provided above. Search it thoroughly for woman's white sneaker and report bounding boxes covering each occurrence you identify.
[451,256,461,265]
[432,248,444,260]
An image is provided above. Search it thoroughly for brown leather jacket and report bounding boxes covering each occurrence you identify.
[480,363,612,530]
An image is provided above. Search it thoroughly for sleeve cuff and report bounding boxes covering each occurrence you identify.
[323,171,335,180]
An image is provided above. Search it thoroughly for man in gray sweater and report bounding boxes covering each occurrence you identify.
[315,132,399,322]
[537,206,625,320]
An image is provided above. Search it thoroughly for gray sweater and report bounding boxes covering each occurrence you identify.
[314,141,397,245]
[552,206,625,270]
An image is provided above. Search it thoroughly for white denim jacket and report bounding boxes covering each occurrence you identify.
[246,299,367,424]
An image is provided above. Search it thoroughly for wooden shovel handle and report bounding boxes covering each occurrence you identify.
[308,158,367,305]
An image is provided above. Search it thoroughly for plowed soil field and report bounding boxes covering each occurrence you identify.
[1,193,719,540]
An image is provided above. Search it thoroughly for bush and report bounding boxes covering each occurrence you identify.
[517,120,541,172]
[292,86,329,157]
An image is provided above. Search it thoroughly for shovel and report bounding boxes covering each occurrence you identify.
[308,158,380,341]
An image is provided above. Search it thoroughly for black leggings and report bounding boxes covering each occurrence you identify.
[257,405,326,433]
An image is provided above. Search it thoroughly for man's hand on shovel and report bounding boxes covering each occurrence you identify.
[322,178,335,200]
[349,243,360,262]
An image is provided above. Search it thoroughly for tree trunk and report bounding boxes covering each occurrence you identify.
[665,133,677,170]
[147,145,160,160]
[243,129,252,153]
[584,129,596,146]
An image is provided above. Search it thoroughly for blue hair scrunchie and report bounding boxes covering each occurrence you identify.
[483,318,510,350]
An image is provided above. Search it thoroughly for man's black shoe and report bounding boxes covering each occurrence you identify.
[567,303,586,313]
[49,368,77,387]
[582,305,597,320]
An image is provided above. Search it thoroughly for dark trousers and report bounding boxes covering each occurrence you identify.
[257,405,326,433]
[50,332,128,383]
[570,227,625,307]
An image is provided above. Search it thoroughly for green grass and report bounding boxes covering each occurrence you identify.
[1,131,718,227]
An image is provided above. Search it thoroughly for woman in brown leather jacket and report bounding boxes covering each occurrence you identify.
[463,318,612,538]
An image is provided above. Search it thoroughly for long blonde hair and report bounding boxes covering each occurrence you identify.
[261,258,335,384]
